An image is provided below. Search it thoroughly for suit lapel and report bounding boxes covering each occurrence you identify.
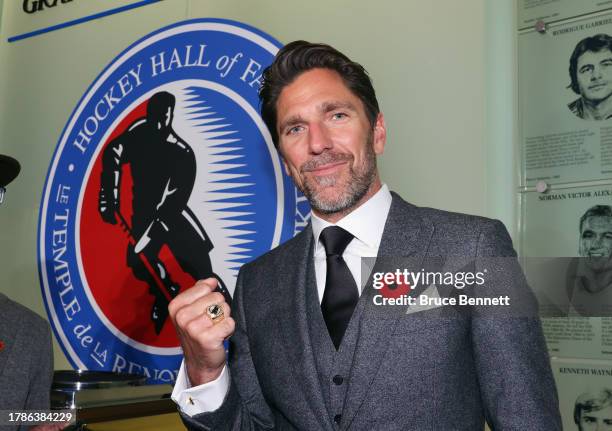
[0,294,19,380]
[343,194,434,428]
[274,226,334,431]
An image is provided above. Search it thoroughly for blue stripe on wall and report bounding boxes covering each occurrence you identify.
[8,0,162,42]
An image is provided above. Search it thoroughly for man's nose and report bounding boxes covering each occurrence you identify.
[593,234,605,248]
[592,65,604,79]
[307,122,333,154]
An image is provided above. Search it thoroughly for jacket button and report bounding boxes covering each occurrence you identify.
[332,375,343,385]
[334,414,342,424]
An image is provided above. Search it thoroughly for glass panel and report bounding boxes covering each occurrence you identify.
[519,13,612,186]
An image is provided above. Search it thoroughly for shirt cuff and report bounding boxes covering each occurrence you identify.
[171,360,230,417]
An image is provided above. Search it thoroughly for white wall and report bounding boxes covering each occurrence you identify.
[190,0,490,214]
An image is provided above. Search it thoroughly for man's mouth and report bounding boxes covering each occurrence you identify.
[301,153,352,175]
[589,83,608,91]
[307,161,347,176]
[587,251,610,257]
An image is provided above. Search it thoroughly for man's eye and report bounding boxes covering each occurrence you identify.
[332,112,347,120]
[287,126,303,135]
[582,231,594,239]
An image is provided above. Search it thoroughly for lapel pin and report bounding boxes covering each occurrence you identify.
[0,341,4,352]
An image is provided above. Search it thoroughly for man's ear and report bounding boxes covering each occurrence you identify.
[373,113,387,155]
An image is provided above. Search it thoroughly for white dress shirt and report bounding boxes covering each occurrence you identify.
[171,184,392,416]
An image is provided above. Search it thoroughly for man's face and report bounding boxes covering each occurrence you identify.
[275,68,386,216]
[576,49,612,103]
[578,405,612,431]
[579,216,612,272]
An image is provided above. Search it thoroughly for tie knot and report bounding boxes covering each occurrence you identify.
[320,226,354,256]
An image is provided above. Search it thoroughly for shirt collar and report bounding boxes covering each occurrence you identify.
[311,184,392,253]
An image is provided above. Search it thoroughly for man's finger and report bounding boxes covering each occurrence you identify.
[195,277,219,289]
[168,278,219,317]
[179,300,233,341]
[173,292,227,328]
[184,314,235,347]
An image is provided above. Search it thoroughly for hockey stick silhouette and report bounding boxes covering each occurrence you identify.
[114,210,232,310]
[114,211,174,304]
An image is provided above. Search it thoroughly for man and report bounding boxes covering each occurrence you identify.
[0,154,65,431]
[169,41,562,429]
[0,154,20,205]
[574,389,612,430]
[567,205,612,315]
[98,91,229,334]
[567,34,612,120]
[579,205,612,266]
[0,294,55,431]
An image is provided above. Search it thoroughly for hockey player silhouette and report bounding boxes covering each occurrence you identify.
[98,91,229,334]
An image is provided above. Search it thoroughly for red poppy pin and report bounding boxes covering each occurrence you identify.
[0,341,4,352]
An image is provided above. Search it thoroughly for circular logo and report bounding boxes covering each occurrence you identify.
[38,19,310,383]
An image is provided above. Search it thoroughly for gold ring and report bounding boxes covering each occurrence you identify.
[206,304,224,324]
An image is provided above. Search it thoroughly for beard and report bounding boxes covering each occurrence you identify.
[581,255,612,273]
[297,132,377,215]
[580,242,612,273]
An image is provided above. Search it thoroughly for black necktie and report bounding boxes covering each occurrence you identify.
[320,226,359,350]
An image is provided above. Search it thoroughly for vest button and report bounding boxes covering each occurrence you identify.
[334,414,342,424]
[332,374,344,385]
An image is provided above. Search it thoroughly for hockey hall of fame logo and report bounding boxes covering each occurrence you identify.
[38,19,310,383]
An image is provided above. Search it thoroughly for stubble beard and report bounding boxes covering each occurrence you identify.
[298,133,377,215]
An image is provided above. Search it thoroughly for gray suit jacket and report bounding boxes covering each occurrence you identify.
[182,193,562,430]
[0,293,53,431]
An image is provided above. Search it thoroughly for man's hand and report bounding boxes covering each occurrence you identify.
[169,278,235,386]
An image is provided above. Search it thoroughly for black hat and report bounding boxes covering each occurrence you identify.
[0,155,21,187]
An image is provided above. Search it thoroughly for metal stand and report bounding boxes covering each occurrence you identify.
[51,370,176,428]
